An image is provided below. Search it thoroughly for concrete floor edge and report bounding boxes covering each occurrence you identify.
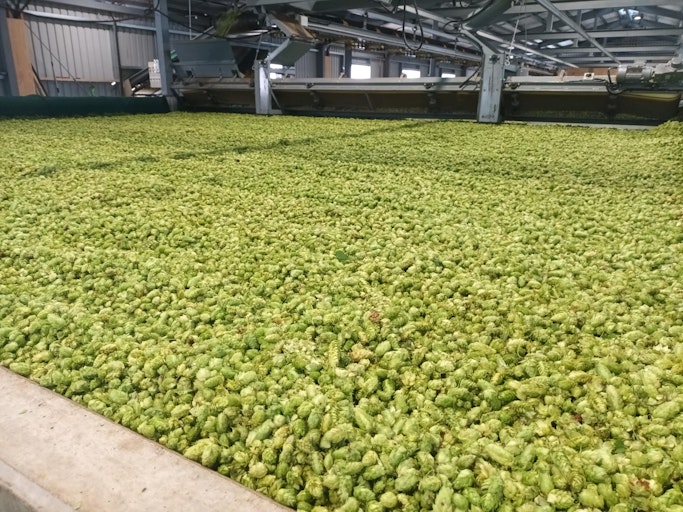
[0,367,291,512]
[0,459,74,512]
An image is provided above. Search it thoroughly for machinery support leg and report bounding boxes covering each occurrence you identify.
[477,52,505,124]
[110,20,124,97]
[154,0,176,110]
[428,58,437,78]
[383,52,392,78]
[315,43,325,78]
[254,60,272,115]
[344,45,353,78]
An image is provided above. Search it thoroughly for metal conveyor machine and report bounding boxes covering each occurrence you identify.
[169,20,683,124]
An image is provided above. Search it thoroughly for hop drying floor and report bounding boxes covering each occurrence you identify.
[1,114,682,511]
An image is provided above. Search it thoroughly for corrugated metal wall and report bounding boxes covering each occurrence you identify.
[41,80,119,96]
[370,58,384,78]
[21,2,189,97]
[117,28,156,70]
[329,54,343,77]
[294,51,317,79]
[26,5,115,84]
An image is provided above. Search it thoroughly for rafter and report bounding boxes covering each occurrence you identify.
[506,27,683,40]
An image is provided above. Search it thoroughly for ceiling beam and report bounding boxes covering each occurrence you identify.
[534,0,620,62]
[638,6,683,23]
[474,30,579,66]
[242,0,374,9]
[565,55,673,63]
[544,45,678,54]
[397,3,576,66]
[35,0,149,16]
[23,9,205,34]
[432,0,675,17]
[514,8,619,39]
[514,27,683,40]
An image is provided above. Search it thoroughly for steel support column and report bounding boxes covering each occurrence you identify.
[154,0,176,108]
[315,43,325,78]
[428,58,437,77]
[0,11,20,96]
[343,45,352,77]
[254,60,272,115]
[383,52,392,77]
[110,19,124,96]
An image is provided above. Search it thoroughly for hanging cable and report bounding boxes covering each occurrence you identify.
[440,0,495,32]
[459,65,480,88]
[376,1,398,15]
[506,17,519,63]
[251,32,264,72]
[401,0,423,52]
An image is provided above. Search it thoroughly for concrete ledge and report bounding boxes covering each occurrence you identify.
[0,459,73,512]
[0,367,290,512]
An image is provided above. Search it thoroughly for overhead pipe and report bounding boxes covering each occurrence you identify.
[534,0,620,64]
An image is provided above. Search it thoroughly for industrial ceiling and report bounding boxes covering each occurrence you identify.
[7,0,682,69]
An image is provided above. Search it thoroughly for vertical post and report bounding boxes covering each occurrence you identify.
[574,10,582,47]
[343,45,352,78]
[315,43,325,78]
[383,52,392,78]
[428,58,437,77]
[254,60,271,115]
[477,52,505,123]
[154,0,175,108]
[110,20,123,97]
[0,10,20,96]
[545,13,554,32]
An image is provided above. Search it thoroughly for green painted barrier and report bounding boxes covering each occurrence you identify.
[0,96,170,118]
